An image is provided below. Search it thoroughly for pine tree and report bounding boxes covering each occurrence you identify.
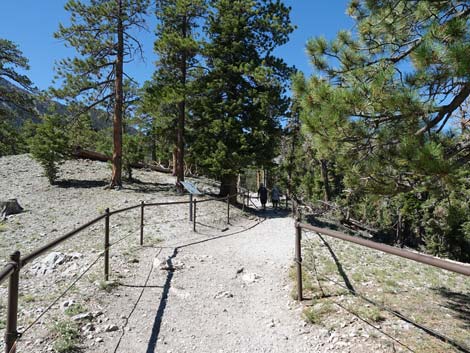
[29,114,69,184]
[193,0,294,196]
[293,1,470,260]
[149,0,206,191]
[0,38,34,156]
[53,0,149,188]
[139,83,178,169]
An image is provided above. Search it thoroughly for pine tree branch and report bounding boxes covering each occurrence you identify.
[416,83,470,135]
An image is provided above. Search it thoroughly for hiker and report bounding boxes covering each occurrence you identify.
[271,185,280,210]
[258,183,268,210]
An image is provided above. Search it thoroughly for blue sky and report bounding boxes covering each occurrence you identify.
[0,1,352,91]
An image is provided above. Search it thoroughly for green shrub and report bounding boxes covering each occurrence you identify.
[29,114,69,184]
[52,320,79,353]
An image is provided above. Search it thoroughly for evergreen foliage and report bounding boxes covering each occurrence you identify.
[192,0,294,195]
[29,114,69,184]
[292,0,470,261]
[139,83,178,167]
[148,0,206,187]
[53,0,149,188]
[123,133,146,180]
[0,38,35,156]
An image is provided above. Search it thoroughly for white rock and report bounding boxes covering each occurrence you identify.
[71,312,93,321]
[104,324,119,332]
[241,273,261,283]
[214,291,234,299]
[81,323,95,333]
[60,300,76,311]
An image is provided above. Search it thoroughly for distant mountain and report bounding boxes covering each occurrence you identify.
[0,77,112,131]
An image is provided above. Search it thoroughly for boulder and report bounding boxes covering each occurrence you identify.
[1,199,23,220]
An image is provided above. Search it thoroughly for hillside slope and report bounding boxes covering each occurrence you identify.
[0,155,468,353]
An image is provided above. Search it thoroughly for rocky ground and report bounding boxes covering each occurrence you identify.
[0,155,468,353]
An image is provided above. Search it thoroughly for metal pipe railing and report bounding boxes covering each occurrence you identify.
[297,222,470,277]
[0,191,253,353]
[294,221,470,303]
[20,213,107,267]
[0,263,15,286]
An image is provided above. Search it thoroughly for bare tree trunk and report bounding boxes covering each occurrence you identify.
[176,99,185,191]
[172,147,177,176]
[176,14,188,193]
[110,0,124,188]
[220,174,238,200]
[320,159,331,202]
[150,126,157,162]
[287,115,299,199]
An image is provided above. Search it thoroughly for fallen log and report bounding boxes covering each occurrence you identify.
[71,146,172,174]
[72,146,110,162]
[130,161,172,174]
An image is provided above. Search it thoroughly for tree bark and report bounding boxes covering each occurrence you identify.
[176,13,188,193]
[110,0,124,188]
[220,174,238,200]
[150,126,157,162]
[287,113,300,199]
[320,159,331,202]
[172,147,177,176]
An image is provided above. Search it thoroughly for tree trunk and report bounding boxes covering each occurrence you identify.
[72,146,110,162]
[150,126,157,162]
[172,147,177,176]
[320,159,331,202]
[287,116,299,199]
[220,174,238,200]
[176,100,185,192]
[396,210,404,247]
[176,14,188,193]
[110,0,124,188]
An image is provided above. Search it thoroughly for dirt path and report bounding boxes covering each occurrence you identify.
[91,210,325,353]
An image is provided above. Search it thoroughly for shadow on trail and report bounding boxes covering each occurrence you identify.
[146,248,178,353]
[255,208,291,219]
[56,179,108,189]
[126,179,177,194]
[145,217,265,352]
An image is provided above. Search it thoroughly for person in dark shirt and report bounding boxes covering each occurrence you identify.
[271,185,280,210]
[258,183,268,210]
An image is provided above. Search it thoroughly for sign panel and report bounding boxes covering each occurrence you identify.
[180,181,203,195]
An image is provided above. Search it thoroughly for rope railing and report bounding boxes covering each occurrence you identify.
[0,191,245,353]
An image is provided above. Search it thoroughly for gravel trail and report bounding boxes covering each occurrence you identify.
[90,211,325,353]
[2,155,434,353]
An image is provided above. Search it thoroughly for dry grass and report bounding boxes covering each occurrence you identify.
[299,231,470,352]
